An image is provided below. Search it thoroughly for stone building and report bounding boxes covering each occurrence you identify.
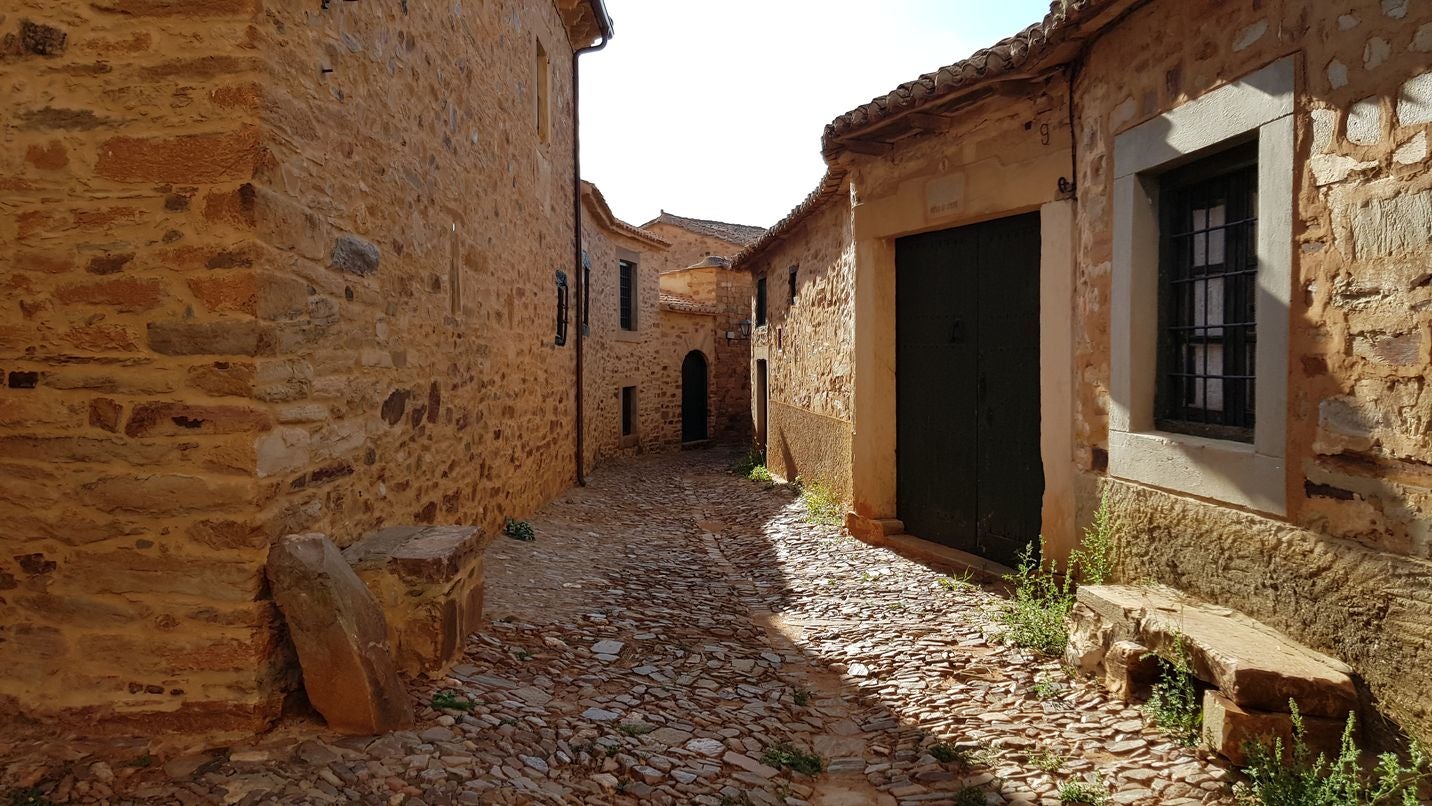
[580,185,762,469]
[736,0,1432,741]
[643,213,765,444]
[0,0,611,733]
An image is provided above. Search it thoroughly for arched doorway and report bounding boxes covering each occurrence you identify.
[681,350,708,443]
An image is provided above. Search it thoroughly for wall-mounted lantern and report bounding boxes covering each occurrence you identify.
[727,319,753,343]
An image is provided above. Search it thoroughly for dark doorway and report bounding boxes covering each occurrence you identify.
[895,212,1043,567]
[681,351,708,443]
[755,359,768,450]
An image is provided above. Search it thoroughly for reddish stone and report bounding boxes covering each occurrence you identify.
[124,402,271,437]
[88,398,123,433]
[25,141,68,170]
[96,126,260,184]
[55,277,164,312]
[189,272,257,314]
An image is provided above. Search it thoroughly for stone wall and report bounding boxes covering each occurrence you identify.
[1071,0,1432,740]
[1,0,591,732]
[747,199,856,498]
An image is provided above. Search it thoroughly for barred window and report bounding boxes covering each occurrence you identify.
[755,276,767,326]
[621,386,636,436]
[619,259,636,331]
[1156,142,1258,442]
[555,270,569,346]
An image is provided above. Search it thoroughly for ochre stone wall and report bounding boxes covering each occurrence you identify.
[1071,0,1432,740]
[1,2,280,732]
[642,221,744,273]
[748,198,856,498]
[1,0,587,731]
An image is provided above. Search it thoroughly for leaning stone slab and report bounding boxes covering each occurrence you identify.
[1077,585,1358,718]
[344,525,487,677]
[267,533,414,734]
[1202,690,1346,766]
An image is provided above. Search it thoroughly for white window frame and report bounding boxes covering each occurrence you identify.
[1109,57,1294,516]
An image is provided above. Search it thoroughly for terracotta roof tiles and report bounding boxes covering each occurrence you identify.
[642,212,767,248]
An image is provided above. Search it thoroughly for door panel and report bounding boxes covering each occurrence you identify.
[682,351,708,442]
[895,213,1043,568]
[974,213,1044,564]
[896,227,979,547]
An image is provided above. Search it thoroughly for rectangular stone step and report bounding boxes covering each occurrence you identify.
[1076,584,1358,718]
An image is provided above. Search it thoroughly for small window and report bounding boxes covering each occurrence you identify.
[755,275,767,326]
[1156,142,1258,442]
[788,266,798,304]
[554,270,568,346]
[619,259,636,331]
[534,40,551,143]
[621,386,636,436]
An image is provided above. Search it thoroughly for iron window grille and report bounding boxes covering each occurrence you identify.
[619,259,635,330]
[621,386,636,436]
[755,276,767,326]
[1156,141,1258,443]
[555,270,569,346]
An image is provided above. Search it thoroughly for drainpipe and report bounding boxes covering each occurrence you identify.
[573,2,613,487]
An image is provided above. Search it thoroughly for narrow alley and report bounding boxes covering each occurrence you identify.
[5,451,1236,805]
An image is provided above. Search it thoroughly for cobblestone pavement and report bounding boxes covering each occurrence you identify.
[2,450,1237,805]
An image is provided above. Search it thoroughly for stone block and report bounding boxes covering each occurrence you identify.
[1076,586,1358,718]
[344,525,487,677]
[1346,97,1382,146]
[148,320,274,357]
[331,234,380,276]
[266,533,414,734]
[1398,72,1432,127]
[1202,691,1347,766]
[1104,640,1160,702]
[1064,601,1113,675]
[124,402,271,437]
[95,126,261,184]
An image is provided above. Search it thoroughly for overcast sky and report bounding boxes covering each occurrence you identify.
[579,0,1054,229]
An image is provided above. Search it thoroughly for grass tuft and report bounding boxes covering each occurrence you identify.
[761,742,823,776]
[1143,635,1202,745]
[430,690,475,711]
[795,476,844,527]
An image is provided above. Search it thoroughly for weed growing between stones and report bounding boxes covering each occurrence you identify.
[1029,748,1068,773]
[503,519,535,541]
[794,476,843,527]
[1058,775,1109,804]
[954,787,987,806]
[927,742,962,764]
[1143,635,1202,745]
[938,570,977,593]
[1032,676,1066,700]
[1234,704,1432,806]
[761,742,823,776]
[998,494,1117,655]
[6,789,52,806]
[791,686,811,706]
[430,690,475,712]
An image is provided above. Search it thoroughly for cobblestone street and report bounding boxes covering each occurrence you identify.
[3,450,1236,805]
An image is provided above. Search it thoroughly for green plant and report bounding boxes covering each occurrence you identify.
[953,787,987,806]
[1068,493,1117,585]
[1029,749,1067,773]
[430,690,475,712]
[1143,636,1201,745]
[1058,776,1108,805]
[791,687,811,707]
[928,743,963,764]
[1032,676,1065,700]
[124,753,153,768]
[731,448,765,477]
[761,742,823,776]
[938,571,976,593]
[6,790,52,806]
[997,537,1075,655]
[504,518,534,541]
[513,648,531,661]
[617,722,654,737]
[1235,703,1432,806]
[748,464,774,484]
[795,477,844,527]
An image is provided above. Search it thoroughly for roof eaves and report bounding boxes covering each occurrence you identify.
[730,168,848,270]
[582,182,671,249]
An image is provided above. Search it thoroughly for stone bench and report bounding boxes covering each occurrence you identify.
[1067,584,1357,764]
[342,525,488,678]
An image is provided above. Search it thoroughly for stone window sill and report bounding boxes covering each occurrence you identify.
[613,330,642,343]
[1109,429,1285,516]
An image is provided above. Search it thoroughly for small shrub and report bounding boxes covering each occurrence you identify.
[795,477,844,527]
[430,690,475,712]
[1143,636,1201,745]
[1058,776,1108,805]
[1234,703,1432,806]
[761,742,823,776]
[617,722,654,737]
[953,787,987,806]
[504,518,534,541]
[997,537,1075,655]
[1029,749,1067,773]
[748,464,774,484]
[791,687,811,707]
[1032,677,1065,700]
[1069,494,1117,585]
[731,448,764,477]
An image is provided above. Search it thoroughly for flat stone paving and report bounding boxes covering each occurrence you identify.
[1,450,1236,805]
